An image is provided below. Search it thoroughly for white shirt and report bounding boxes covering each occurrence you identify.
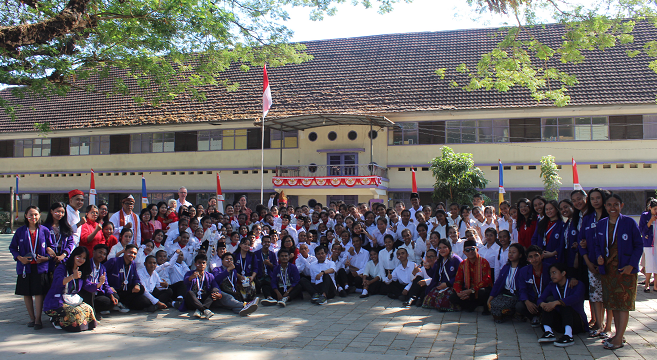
[498,217,511,233]
[395,221,417,241]
[176,199,193,212]
[66,204,81,246]
[449,238,465,259]
[494,245,510,278]
[110,210,141,245]
[479,219,497,236]
[387,261,417,291]
[378,248,400,272]
[310,260,337,286]
[138,267,162,305]
[167,242,197,267]
[169,259,190,284]
[430,223,447,240]
[398,242,421,265]
[107,243,124,260]
[296,254,318,276]
[363,260,384,280]
[478,242,500,275]
[155,252,178,286]
[447,215,461,227]
[226,241,240,254]
[370,228,394,247]
[458,218,477,239]
[346,247,370,275]
[409,206,423,224]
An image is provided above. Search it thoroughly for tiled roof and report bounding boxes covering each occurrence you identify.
[1,21,657,133]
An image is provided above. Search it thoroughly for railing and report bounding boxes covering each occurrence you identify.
[275,164,388,178]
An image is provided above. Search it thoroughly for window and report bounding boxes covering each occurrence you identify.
[270,130,298,148]
[131,134,152,153]
[0,140,13,157]
[446,120,508,143]
[198,130,222,151]
[509,118,541,142]
[89,136,110,155]
[308,132,318,141]
[222,129,247,150]
[644,115,657,139]
[174,131,198,152]
[328,131,337,141]
[154,133,175,152]
[389,122,418,145]
[609,115,642,139]
[348,131,358,141]
[418,121,445,144]
[13,139,51,157]
[542,117,608,141]
[70,136,108,155]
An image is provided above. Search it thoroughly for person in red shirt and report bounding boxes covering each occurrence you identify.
[516,198,538,249]
[80,205,106,255]
[102,222,118,250]
[450,239,493,314]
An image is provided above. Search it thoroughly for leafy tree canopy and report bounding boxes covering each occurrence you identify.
[429,146,490,205]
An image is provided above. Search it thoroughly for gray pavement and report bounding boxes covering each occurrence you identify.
[0,234,655,359]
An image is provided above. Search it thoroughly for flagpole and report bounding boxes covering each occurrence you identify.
[260,114,265,205]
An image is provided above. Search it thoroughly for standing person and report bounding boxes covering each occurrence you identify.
[9,206,52,330]
[494,230,512,277]
[457,206,477,240]
[176,187,193,212]
[80,205,105,255]
[639,198,657,292]
[479,228,500,280]
[43,246,97,332]
[423,239,463,312]
[531,200,565,268]
[532,196,547,222]
[140,208,155,244]
[97,202,110,225]
[516,198,537,249]
[408,192,423,223]
[110,195,141,245]
[156,202,172,231]
[560,199,585,287]
[487,243,526,323]
[570,189,594,326]
[537,263,588,347]
[578,188,609,338]
[43,202,75,275]
[595,194,643,350]
[147,204,162,231]
[449,239,493,314]
[66,189,86,246]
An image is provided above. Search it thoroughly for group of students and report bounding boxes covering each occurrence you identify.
[8,188,648,351]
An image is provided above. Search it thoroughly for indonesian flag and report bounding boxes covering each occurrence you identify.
[572,157,583,190]
[216,173,224,213]
[411,167,418,193]
[89,169,97,206]
[263,64,272,118]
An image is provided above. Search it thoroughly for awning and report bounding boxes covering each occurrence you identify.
[254,114,396,132]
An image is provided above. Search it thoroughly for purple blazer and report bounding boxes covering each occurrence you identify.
[43,264,84,312]
[517,263,550,303]
[83,261,114,296]
[490,263,523,298]
[44,223,75,273]
[578,212,599,259]
[180,270,216,310]
[563,219,580,268]
[9,225,53,275]
[234,251,257,276]
[211,266,237,287]
[105,256,141,291]
[531,219,565,267]
[639,212,654,248]
[593,215,643,275]
[254,248,278,277]
[270,263,300,290]
[426,254,462,294]
[538,279,589,332]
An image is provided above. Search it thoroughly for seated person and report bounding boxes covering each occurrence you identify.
[181,255,259,318]
[516,245,549,327]
[341,236,369,293]
[44,246,97,332]
[269,249,301,307]
[423,239,463,312]
[537,263,588,347]
[105,244,152,311]
[81,244,118,319]
[360,248,384,298]
[295,243,318,281]
[234,238,258,302]
[487,243,526,323]
[298,246,337,305]
[138,255,173,312]
[449,239,493,314]
[384,247,417,303]
[404,248,438,307]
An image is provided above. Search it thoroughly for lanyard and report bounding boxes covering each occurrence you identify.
[556,280,569,299]
[91,261,100,283]
[65,273,77,295]
[261,252,268,275]
[227,270,236,292]
[606,220,619,256]
[240,255,247,275]
[51,231,62,253]
[506,267,517,293]
[281,266,289,292]
[440,258,450,283]
[543,222,557,247]
[533,268,543,298]
[195,273,205,299]
[28,227,39,255]
[121,263,131,291]
[564,220,571,250]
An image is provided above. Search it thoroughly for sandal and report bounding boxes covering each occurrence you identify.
[644,287,651,293]
[588,329,600,338]
[597,332,609,340]
[604,342,624,350]
[27,321,34,327]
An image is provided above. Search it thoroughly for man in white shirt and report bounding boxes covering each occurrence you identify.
[447,203,461,227]
[138,255,173,311]
[345,236,370,291]
[66,189,85,246]
[298,247,337,305]
[295,243,318,278]
[408,192,423,224]
[110,195,141,245]
[395,209,417,241]
[176,187,193,212]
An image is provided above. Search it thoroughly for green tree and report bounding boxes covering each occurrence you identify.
[540,155,561,201]
[0,0,401,121]
[429,146,490,205]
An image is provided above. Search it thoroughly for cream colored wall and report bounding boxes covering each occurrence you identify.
[294,125,387,167]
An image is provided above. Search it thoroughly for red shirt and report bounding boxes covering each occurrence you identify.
[518,220,537,248]
[29,229,37,264]
[80,220,106,254]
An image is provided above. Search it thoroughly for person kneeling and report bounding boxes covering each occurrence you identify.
[269,249,301,307]
[537,263,588,347]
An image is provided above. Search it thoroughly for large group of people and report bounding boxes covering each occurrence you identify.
[8,187,648,350]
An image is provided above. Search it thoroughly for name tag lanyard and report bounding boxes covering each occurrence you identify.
[23,228,39,278]
[606,220,619,257]
[543,223,557,247]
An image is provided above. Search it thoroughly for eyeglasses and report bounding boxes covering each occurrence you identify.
[464,247,476,253]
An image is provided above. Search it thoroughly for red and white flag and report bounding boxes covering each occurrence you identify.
[411,168,418,193]
[572,158,583,190]
[263,64,272,118]
[89,169,97,206]
[216,173,224,213]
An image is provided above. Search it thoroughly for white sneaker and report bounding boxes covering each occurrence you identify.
[100,311,110,315]
[261,297,277,306]
[278,297,288,307]
[193,309,202,318]
[115,302,130,313]
[355,288,363,294]
[239,299,259,316]
[203,309,214,319]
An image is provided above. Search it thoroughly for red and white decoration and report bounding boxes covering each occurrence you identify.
[273,176,382,188]
[263,64,272,117]
[572,157,583,190]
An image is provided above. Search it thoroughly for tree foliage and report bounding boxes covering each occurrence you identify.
[442,0,657,106]
[0,0,402,121]
[429,146,490,205]
[539,154,561,201]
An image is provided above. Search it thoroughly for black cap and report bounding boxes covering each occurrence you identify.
[410,192,419,199]
[464,240,477,248]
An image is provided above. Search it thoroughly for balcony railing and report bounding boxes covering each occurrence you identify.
[275,164,388,178]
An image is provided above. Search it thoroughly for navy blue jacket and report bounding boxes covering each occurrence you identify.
[593,215,643,275]
[105,256,141,291]
[639,211,654,248]
[531,219,565,267]
[254,248,278,278]
[270,263,300,290]
[538,279,588,332]
[517,263,550,303]
[490,263,523,298]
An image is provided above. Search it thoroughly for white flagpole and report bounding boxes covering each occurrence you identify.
[260,115,265,205]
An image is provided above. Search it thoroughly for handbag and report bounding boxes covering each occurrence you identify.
[63,277,83,306]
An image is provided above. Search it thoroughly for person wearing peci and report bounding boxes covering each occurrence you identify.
[537,263,588,347]
[81,244,118,318]
[80,205,106,255]
[531,200,565,268]
[449,239,493,314]
[423,239,463,312]
[66,189,86,246]
[487,243,526,323]
[638,198,657,292]
[43,202,75,276]
[9,206,53,330]
[110,195,141,245]
[105,244,152,310]
[43,246,97,332]
[516,245,550,327]
[594,194,643,350]
[515,198,537,249]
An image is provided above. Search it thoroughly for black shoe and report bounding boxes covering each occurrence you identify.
[27,321,34,327]
[33,323,43,330]
[482,308,491,316]
[96,313,102,321]
[538,331,556,343]
[339,290,347,297]
[146,304,158,312]
[554,335,574,347]
[403,296,417,307]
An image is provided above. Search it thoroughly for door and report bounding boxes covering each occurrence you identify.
[327,153,357,176]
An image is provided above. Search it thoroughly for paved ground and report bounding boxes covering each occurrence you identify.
[0,235,656,359]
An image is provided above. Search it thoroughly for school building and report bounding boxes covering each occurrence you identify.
[1,22,656,215]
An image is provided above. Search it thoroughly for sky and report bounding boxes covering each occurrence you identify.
[283,0,514,42]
